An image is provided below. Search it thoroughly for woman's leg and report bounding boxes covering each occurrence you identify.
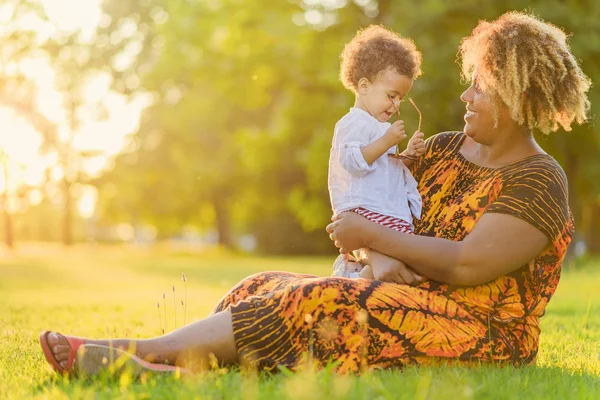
[46,271,318,373]
[46,311,238,370]
[211,271,317,314]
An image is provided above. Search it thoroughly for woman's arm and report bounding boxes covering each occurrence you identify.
[327,212,548,286]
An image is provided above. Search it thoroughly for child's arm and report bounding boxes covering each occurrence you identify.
[361,120,406,165]
[398,131,426,166]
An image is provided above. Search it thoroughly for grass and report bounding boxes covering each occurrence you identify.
[0,243,598,399]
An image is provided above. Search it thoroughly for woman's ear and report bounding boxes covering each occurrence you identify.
[357,77,370,95]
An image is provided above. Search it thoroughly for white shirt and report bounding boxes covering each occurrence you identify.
[328,107,422,227]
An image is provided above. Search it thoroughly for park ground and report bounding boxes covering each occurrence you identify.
[0,244,598,399]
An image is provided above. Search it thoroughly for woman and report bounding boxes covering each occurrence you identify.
[40,11,590,376]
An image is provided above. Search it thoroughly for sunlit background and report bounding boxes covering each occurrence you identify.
[1,0,144,218]
[1,0,599,256]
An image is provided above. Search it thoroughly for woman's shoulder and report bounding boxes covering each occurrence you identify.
[489,153,571,245]
[504,154,568,188]
[496,154,570,225]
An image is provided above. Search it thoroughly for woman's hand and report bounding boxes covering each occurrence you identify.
[370,250,423,285]
[326,212,371,254]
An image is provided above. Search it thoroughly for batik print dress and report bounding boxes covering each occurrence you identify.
[211,131,573,373]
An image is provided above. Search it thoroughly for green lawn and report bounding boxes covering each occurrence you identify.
[1,244,598,399]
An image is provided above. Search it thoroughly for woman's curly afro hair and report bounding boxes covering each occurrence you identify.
[459,11,591,134]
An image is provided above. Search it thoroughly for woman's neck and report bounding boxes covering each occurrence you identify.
[463,126,544,168]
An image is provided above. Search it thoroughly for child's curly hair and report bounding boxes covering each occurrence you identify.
[459,11,591,134]
[340,25,422,92]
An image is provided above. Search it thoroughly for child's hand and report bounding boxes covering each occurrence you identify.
[383,120,406,147]
[405,131,426,158]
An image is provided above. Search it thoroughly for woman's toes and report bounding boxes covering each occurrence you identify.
[53,344,71,361]
[47,332,59,346]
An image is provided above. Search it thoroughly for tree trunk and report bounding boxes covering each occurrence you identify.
[0,156,13,249]
[562,144,600,257]
[63,179,73,246]
[213,197,232,248]
[560,144,581,265]
[1,194,13,249]
[584,202,600,256]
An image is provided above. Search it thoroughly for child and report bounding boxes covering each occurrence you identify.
[328,25,426,279]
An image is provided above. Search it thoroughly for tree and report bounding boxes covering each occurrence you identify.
[39,29,121,245]
[89,0,600,255]
[91,0,312,248]
[0,0,54,249]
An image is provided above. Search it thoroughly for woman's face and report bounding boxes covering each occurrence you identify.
[460,71,520,144]
[460,74,497,143]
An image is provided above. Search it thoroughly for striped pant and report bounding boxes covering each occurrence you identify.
[332,208,413,277]
[349,207,414,233]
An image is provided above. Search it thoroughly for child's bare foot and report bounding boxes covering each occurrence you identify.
[359,265,375,279]
[332,254,364,277]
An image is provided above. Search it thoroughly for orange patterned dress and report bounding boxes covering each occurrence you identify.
[211,131,573,372]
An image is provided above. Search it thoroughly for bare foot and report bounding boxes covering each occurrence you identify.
[359,264,375,279]
[45,332,83,370]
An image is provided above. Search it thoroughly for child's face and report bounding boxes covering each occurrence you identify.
[357,69,413,122]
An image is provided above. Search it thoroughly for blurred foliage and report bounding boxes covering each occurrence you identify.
[2,0,598,254]
[86,0,600,255]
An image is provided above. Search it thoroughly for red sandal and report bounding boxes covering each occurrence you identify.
[76,344,186,378]
[39,331,85,375]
